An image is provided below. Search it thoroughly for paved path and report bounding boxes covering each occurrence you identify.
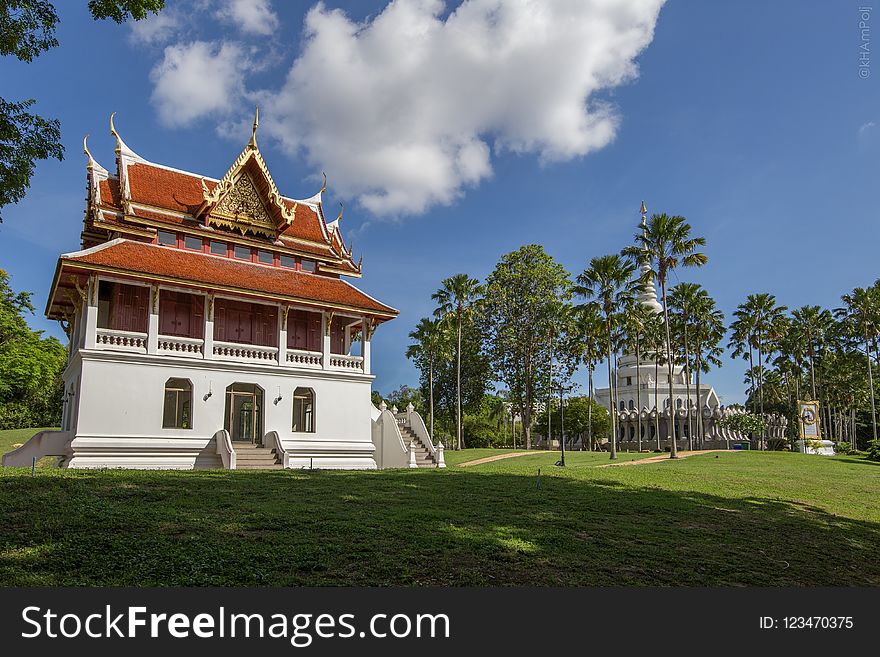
[456,452,533,467]
[599,449,735,467]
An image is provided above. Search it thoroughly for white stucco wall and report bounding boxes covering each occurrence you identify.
[65,349,376,469]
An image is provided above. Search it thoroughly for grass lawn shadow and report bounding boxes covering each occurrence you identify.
[1,460,878,587]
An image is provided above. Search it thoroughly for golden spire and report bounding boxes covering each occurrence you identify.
[249,105,259,149]
[640,199,647,216]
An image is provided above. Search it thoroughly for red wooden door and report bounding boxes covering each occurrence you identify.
[160,291,204,338]
[214,299,275,346]
[110,283,148,333]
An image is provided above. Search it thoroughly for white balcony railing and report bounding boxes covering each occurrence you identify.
[213,340,278,364]
[95,328,148,353]
[286,350,323,368]
[329,354,364,371]
[157,335,204,358]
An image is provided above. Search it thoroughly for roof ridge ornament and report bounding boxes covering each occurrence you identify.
[320,171,327,194]
[249,105,259,149]
[83,134,109,176]
[109,112,146,162]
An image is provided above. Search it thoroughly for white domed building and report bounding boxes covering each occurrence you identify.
[593,204,785,451]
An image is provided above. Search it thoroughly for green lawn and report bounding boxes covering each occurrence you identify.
[442,447,519,466]
[1,449,878,586]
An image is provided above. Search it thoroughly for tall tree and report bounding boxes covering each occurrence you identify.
[482,245,572,450]
[433,274,483,450]
[0,269,66,429]
[1,1,165,221]
[668,283,701,449]
[573,303,604,451]
[623,213,707,458]
[836,286,880,445]
[406,317,447,438]
[642,311,667,449]
[620,300,655,451]
[574,254,637,460]
[688,289,725,447]
[791,305,834,401]
[731,294,788,449]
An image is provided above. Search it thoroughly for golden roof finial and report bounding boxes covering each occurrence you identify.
[83,134,93,163]
[336,202,344,223]
[320,171,327,194]
[249,105,259,149]
[109,111,119,140]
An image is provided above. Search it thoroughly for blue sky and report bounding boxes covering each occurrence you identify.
[1,0,877,404]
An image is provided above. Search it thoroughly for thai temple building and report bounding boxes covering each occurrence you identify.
[593,203,786,450]
[3,111,442,470]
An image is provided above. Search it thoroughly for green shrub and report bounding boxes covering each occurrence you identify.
[867,439,880,462]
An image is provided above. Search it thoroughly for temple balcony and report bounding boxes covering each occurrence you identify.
[73,277,372,374]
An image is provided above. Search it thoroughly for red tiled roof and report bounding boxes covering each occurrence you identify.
[128,163,206,214]
[57,240,396,317]
[280,202,327,243]
[98,178,122,209]
[124,162,341,250]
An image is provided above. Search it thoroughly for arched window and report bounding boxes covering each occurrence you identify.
[664,398,670,408]
[676,398,683,409]
[293,387,315,432]
[619,400,625,411]
[163,378,192,429]
[628,399,635,410]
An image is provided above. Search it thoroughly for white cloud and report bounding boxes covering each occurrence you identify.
[216,0,280,36]
[858,121,876,136]
[150,41,251,127]
[140,0,665,215]
[128,9,184,45]
[259,0,666,216]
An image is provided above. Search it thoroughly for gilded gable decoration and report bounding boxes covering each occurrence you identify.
[198,106,296,238]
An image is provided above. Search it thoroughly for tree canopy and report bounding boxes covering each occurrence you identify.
[0,0,164,221]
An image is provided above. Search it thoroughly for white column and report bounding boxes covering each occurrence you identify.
[321,312,331,370]
[83,290,97,350]
[344,322,352,355]
[147,285,159,355]
[362,316,371,374]
[278,305,287,366]
[203,294,214,360]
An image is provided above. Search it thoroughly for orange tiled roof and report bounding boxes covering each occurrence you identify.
[98,178,122,209]
[128,163,207,215]
[56,240,396,317]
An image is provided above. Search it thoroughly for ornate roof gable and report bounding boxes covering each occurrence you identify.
[197,108,296,238]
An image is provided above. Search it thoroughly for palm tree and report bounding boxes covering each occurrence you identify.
[621,300,654,452]
[405,317,447,439]
[836,287,880,444]
[574,304,604,451]
[791,306,834,401]
[732,294,788,449]
[642,312,666,449]
[668,283,701,449]
[433,274,484,450]
[670,283,724,448]
[574,254,638,460]
[729,312,758,413]
[623,213,707,458]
